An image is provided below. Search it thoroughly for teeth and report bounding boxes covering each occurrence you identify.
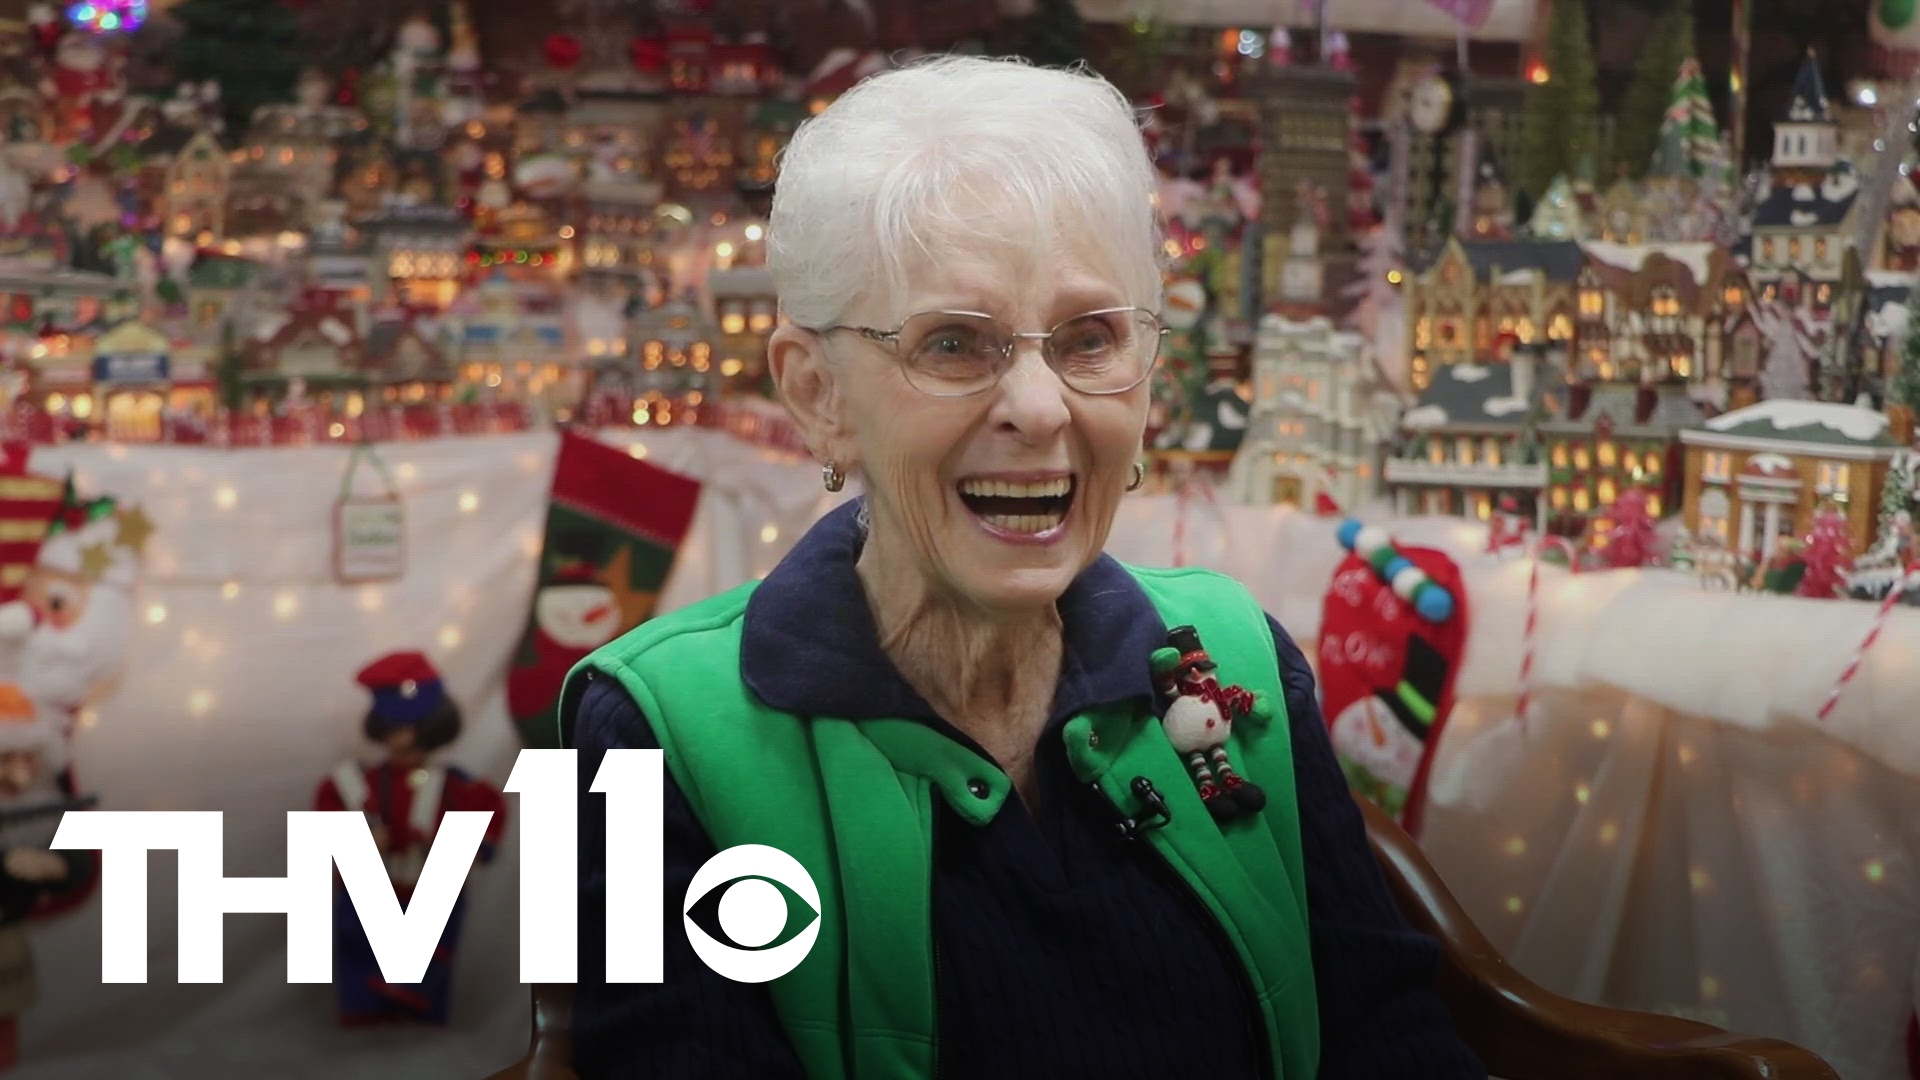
[980,512,1065,534]
[959,477,1071,498]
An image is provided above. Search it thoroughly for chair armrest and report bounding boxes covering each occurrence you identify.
[1354,795,1839,1080]
[483,984,579,1080]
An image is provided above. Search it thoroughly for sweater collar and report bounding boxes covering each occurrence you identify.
[741,498,1169,725]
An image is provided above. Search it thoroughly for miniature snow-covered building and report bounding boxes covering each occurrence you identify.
[1679,398,1900,559]
[1537,382,1701,534]
[1383,347,1564,526]
[1745,53,1858,328]
[161,129,230,241]
[1573,241,1726,386]
[1227,314,1401,511]
[1403,237,1581,391]
[708,264,777,393]
[591,293,719,426]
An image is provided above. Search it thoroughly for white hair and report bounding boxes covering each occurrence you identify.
[768,55,1166,330]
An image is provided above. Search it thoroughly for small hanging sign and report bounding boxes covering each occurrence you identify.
[332,443,406,584]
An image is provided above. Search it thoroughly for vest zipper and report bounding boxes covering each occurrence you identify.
[930,806,946,1080]
[1100,784,1274,1080]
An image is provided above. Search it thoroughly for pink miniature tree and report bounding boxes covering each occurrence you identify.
[1796,505,1856,599]
[1597,488,1660,568]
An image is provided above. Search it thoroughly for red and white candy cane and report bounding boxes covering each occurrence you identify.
[1817,561,1920,722]
[1515,550,1542,730]
[1170,468,1219,568]
[1512,534,1581,729]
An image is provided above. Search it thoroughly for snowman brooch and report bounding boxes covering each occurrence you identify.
[1151,625,1267,821]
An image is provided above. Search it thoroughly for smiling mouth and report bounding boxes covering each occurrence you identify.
[956,476,1076,536]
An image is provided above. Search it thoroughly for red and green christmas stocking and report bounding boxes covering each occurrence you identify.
[508,431,701,748]
[1317,520,1469,838]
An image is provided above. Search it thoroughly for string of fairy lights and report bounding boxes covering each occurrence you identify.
[92,428,811,733]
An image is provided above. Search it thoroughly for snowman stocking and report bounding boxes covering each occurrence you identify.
[1317,523,1469,838]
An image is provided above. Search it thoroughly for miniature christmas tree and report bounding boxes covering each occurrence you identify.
[1881,445,1912,545]
[170,0,304,134]
[1597,488,1660,568]
[1617,0,1695,177]
[1895,282,1920,414]
[1796,505,1855,599]
[1650,59,1724,181]
[1518,0,1600,199]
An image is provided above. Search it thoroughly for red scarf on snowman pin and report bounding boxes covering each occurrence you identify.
[1151,625,1269,821]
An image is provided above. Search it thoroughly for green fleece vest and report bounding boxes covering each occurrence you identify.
[566,564,1320,1080]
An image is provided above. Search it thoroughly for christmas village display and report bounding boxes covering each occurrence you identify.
[0,0,848,447]
[1127,0,1920,606]
[0,0,1910,598]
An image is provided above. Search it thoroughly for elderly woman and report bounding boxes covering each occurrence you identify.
[568,57,1484,1079]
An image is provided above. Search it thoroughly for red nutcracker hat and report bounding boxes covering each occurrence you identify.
[356,651,446,726]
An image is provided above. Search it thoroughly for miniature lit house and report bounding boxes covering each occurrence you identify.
[595,293,718,426]
[1404,237,1581,390]
[1226,314,1401,511]
[1680,399,1899,559]
[1383,346,1563,526]
[708,264,776,393]
[360,204,470,309]
[454,275,567,405]
[242,294,365,400]
[162,130,230,240]
[1745,53,1858,328]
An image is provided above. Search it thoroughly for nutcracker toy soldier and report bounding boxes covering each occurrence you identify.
[1150,626,1269,821]
[316,652,506,1026]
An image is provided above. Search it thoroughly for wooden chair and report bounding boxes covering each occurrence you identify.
[485,795,1839,1080]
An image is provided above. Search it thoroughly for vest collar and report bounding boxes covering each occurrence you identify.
[741,499,1170,727]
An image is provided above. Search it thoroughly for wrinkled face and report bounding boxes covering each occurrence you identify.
[23,567,87,632]
[536,583,621,651]
[781,245,1152,614]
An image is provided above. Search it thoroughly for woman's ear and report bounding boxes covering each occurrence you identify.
[768,324,853,466]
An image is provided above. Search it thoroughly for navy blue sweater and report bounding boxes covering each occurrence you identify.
[569,501,1484,1079]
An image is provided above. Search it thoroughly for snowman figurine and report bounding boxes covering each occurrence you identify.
[1151,626,1267,821]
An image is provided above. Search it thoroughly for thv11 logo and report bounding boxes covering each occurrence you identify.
[49,750,821,986]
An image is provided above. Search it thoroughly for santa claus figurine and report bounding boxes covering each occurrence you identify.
[315,652,506,1026]
[39,29,124,145]
[0,478,144,758]
[1151,626,1269,821]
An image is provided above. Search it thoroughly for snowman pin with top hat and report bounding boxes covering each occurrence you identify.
[1151,626,1269,821]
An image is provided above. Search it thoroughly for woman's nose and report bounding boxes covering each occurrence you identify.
[990,342,1070,442]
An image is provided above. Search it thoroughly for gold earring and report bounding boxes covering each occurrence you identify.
[1127,461,1146,491]
[822,461,846,492]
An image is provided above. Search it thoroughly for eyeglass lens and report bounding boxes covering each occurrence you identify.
[897,310,1161,395]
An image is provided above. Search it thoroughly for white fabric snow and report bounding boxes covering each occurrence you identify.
[1449,363,1490,383]
[1402,404,1449,428]
[1703,399,1889,443]
[4,432,1919,1077]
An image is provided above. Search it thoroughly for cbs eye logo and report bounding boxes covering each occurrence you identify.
[682,844,822,983]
